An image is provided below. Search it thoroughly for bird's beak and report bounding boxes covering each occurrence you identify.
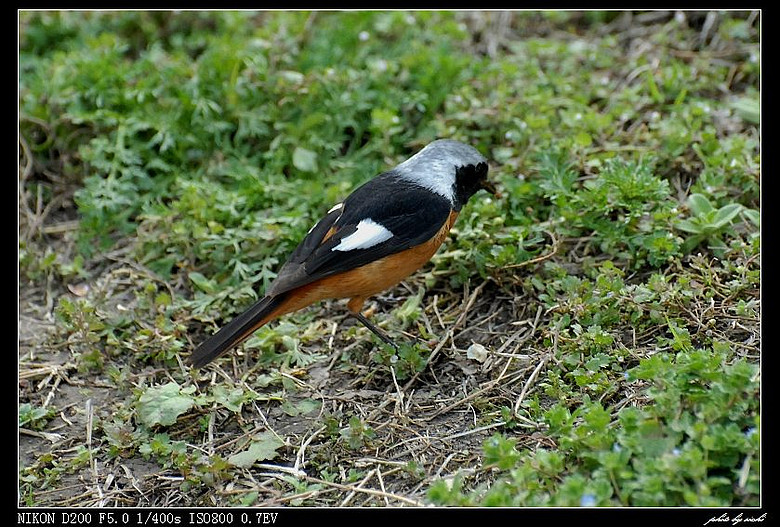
[481,179,500,198]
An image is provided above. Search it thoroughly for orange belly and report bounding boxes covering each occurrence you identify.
[265,209,458,320]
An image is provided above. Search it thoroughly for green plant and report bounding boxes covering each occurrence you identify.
[19,403,56,431]
[341,416,376,450]
[430,341,759,507]
[537,153,682,268]
[675,193,753,257]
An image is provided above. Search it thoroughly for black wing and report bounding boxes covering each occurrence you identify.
[266,173,452,297]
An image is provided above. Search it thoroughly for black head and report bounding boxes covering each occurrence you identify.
[453,160,495,210]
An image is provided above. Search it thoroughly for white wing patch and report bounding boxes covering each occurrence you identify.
[332,218,393,252]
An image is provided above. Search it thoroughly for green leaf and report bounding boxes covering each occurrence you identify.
[711,203,743,229]
[674,219,703,234]
[281,398,322,417]
[731,97,760,125]
[585,353,611,372]
[189,272,216,294]
[395,287,424,323]
[582,402,611,431]
[491,146,516,163]
[238,491,259,507]
[574,131,592,147]
[292,146,318,173]
[742,208,759,227]
[228,432,284,468]
[137,382,196,427]
[211,385,245,413]
[483,434,522,470]
[544,404,573,433]
[687,194,714,216]
[19,403,53,429]
[645,70,664,104]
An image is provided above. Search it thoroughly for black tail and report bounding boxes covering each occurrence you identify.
[188,294,288,369]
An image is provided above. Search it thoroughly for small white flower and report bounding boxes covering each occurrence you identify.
[358,31,370,41]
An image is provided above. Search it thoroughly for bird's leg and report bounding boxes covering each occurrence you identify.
[351,311,399,350]
[347,296,398,350]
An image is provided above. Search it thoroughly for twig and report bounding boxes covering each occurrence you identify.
[42,373,63,409]
[405,280,486,386]
[422,369,527,422]
[440,421,506,441]
[119,464,147,500]
[389,365,404,415]
[738,454,751,490]
[255,463,307,478]
[354,457,410,468]
[422,309,544,422]
[41,219,80,234]
[19,363,65,380]
[504,229,559,269]
[513,354,549,416]
[294,425,325,473]
[19,428,64,442]
[375,464,390,506]
[207,411,215,452]
[19,133,35,182]
[434,452,458,479]
[327,321,337,350]
[698,11,718,48]
[85,399,104,504]
[338,468,377,507]
[261,487,337,506]
[365,281,489,422]
[432,294,445,330]
[307,474,424,506]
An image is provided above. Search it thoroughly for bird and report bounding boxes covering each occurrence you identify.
[187,139,496,368]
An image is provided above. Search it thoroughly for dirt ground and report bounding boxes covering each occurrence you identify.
[19,235,554,506]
